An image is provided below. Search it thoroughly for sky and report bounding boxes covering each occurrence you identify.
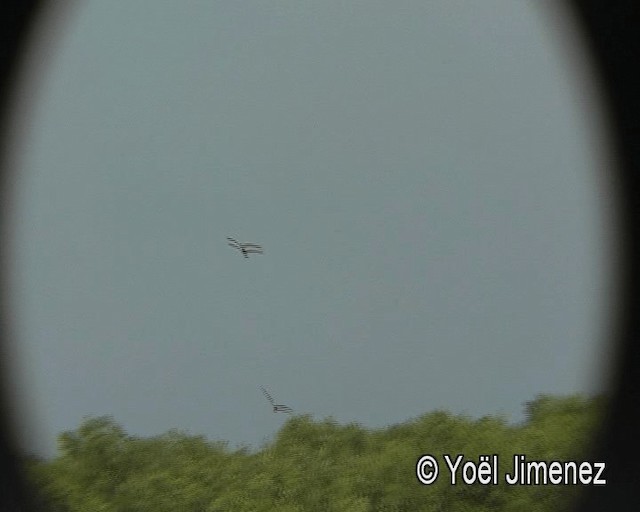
[6,1,616,457]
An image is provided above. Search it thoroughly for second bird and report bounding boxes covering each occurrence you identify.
[227,237,264,258]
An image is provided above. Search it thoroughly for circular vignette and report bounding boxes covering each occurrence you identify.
[0,2,638,510]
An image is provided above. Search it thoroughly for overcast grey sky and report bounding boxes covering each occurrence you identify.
[7,1,615,457]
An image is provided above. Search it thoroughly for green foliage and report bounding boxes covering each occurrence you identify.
[24,394,605,512]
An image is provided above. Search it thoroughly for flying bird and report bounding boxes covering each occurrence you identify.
[227,237,263,258]
[260,386,293,414]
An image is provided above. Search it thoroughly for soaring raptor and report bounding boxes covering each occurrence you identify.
[260,386,293,414]
[227,237,263,258]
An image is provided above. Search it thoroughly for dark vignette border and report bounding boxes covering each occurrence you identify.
[0,1,638,510]
[0,3,50,510]
[569,1,640,510]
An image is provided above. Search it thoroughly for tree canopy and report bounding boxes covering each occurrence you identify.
[24,393,605,512]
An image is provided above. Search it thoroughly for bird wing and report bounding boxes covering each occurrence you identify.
[243,247,263,254]
[227,237,241,248]
[275,404,293,413]
[260,386,275,405]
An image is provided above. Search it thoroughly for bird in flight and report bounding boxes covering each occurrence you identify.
[227,237,264,258]
[260,386,293,414]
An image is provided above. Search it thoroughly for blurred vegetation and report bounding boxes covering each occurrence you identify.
[23,393,605,511]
